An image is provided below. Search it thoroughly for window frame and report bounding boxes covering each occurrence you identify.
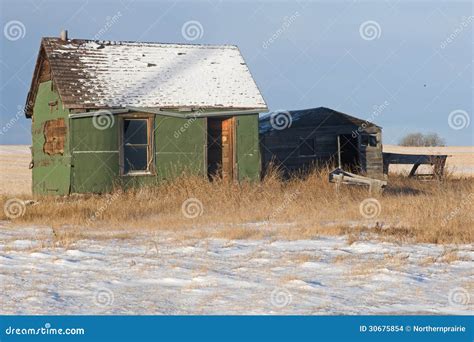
[119,114,155,176]
[360,133,378,147]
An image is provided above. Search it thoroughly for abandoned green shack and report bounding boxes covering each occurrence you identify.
[25,34,267,195]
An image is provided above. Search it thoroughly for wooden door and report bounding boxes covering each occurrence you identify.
[221,118,233,180]
[207,118,234,180]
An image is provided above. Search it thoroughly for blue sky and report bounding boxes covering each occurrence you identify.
[0,0,472,145]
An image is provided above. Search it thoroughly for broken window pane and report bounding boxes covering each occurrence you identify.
[124,120,147,145]
[361,134,377,147]
[124,145,148,173]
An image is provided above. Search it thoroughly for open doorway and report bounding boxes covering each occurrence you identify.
[207,117,234,180]
[338,134,360,173]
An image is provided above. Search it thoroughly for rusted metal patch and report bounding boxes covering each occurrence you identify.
[43,118,66,155]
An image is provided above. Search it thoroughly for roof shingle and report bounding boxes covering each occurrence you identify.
[28,38,267,115]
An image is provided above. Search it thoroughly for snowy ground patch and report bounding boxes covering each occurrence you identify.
[0,224,472,314]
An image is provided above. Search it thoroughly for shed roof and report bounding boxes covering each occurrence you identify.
[25,37,267,117]
[259,107,381,134]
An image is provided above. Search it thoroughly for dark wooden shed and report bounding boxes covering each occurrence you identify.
[259,107,384,179]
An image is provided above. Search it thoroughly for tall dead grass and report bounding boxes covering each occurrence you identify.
[1,168,472,244]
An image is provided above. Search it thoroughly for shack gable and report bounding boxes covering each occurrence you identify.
[259,107,380,134]
[25,37,267,117]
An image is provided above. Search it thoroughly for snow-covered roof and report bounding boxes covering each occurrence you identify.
[26,38,267,116]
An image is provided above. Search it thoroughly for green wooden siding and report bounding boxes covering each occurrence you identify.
[155,116,206,179]
[236,115,261,181]
[68,115,207,193]
[31,81,71,195]
[32,95,261,194]
[70,116,119,193]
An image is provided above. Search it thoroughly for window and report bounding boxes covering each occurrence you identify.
[360,134,377,147]
[299,138,316,156]
[121,118,153,175]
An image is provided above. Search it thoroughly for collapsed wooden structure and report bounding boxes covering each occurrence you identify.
[382,152,448,180]
[329,168,387,193]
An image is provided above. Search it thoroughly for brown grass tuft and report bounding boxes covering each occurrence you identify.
[1,168,472,245]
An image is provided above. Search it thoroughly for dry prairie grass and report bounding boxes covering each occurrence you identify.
[0,167,472,245]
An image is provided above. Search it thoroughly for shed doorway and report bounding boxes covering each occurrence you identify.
[207,117,234,181]
[337,134,360,173]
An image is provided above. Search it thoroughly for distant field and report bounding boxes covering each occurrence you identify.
[0,145,31,195]
[0,145,473,195]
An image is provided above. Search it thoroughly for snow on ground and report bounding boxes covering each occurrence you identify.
[0,224,472,315]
